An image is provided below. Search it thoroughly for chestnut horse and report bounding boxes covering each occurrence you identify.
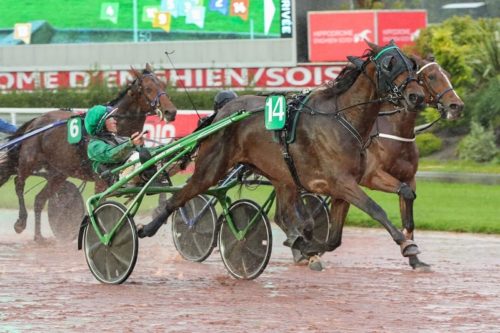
[138,42,427,263]
[0,64,177,241]
[356,56,464,269]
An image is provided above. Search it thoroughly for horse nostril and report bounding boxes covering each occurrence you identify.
[450,103,464,112]
[409,93,424,106]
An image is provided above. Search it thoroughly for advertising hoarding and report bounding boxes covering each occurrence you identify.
[0,65,346,91]
[308,10,427,62]
[308,11,375,62]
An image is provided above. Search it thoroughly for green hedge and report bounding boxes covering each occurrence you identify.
[0,86,239,110]
[416,132,443,157]
[458,122,498,163]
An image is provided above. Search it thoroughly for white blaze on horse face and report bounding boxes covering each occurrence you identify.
[418,62,461,119]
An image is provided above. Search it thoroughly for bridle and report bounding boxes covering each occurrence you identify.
[372,46,420,106]
[295,45,421,148]
[134,72,169,119]
[416,62,455,114]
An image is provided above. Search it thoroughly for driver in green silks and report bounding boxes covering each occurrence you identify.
[84,105,151,185]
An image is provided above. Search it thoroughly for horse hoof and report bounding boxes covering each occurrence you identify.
[308,255,324,271]
[136,224,146,238]
[14,220,26,234]
[400,240,420,257]
[414,264,432,273]
[291,248,309,265]
[34,235,47,243]
[410,256,432,272]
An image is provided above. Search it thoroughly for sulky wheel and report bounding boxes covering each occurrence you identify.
[83,201,138,284]
[171,195,218,262]
[219,199,272,280]
[47,181,84,241]
[301,193,330,247]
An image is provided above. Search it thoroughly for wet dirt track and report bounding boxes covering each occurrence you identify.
[0,210,499,332]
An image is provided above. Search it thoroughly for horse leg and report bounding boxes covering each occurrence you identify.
[272,186,324,271]
[274,197,306,264]
[336,179,420,257]
[33,175,67,242]
[14,175,28,234]
[138,140,232,238]
[364,171,428,268]
[399,180,431,271]
[325,198,351,252]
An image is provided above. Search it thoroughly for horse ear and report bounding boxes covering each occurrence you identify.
[409,55,421,70]
[365,39,381,53]
[347,56,364,69]
[130,66,141,79]
[145,63,153,72]
[426,53,435,62]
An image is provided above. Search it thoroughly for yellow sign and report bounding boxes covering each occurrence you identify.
[13,23,32,44]
[153,12,172,32]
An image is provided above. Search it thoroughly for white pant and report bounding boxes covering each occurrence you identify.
[119,152,142,184]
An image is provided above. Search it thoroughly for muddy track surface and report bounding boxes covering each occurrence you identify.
[0,211,499,332]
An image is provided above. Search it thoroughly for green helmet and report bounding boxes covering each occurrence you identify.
[84,105,109,136]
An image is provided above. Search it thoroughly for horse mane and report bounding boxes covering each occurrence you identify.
[107,68,152,106]
[107,84,132,107]
[320,48,376,99]
[7,118,36,140]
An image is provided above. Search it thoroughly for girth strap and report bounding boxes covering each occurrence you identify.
[278,130,304,191]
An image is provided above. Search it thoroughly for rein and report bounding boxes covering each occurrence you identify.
[298,47,419,149]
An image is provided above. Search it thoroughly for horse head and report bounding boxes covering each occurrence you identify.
[413,56,464,120]
[366,40,425,112]
[130,63,177,122]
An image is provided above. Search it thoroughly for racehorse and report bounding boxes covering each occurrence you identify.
[0,64,177,241]
[358,55,464,269]
[291,55,465,270]
[138,41,427,263]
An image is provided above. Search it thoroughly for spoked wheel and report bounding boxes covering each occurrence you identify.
[301,193,330,247]
[48,181,84,241]
[171,195,218,262]
[219,199,272,280]
[83,201,138,284]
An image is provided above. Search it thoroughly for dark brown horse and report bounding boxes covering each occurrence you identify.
[138,42,427,263]
[289,55,465,270]
[0,64,177,241]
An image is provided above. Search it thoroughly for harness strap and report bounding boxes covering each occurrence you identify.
[378,133,416,142]
[416,62,437,74]
[414,117,441,134]
[278,130,304,191]
[435,87,454,104]
[335,113,364,147]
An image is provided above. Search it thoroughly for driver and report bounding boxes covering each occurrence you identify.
[213,90,238,112]
[84,105,152,185]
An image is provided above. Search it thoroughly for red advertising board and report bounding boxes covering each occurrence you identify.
[308,11,375,62]
[0,65,346,91]
[142,110,212,172]
[308,10,427,62]
[142,111,213,147]
[377,11,427,46]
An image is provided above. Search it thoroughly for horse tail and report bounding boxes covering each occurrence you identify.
[0,119,35,187]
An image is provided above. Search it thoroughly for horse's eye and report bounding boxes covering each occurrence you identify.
[428,74,436,81]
